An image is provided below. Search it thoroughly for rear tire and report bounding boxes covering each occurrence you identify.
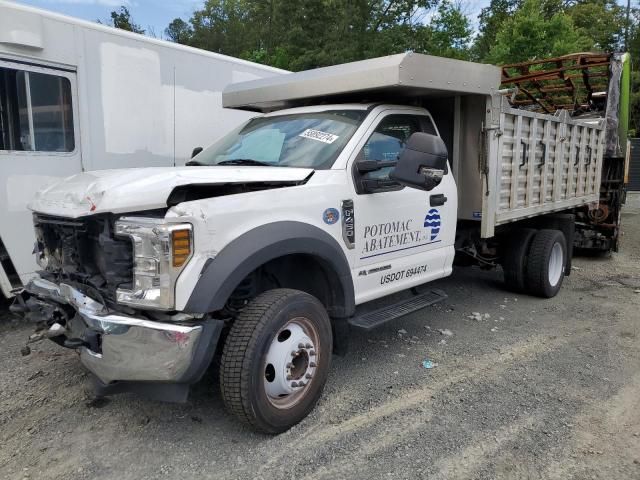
[220,289,332,434]
[525,229,567,298]
[502,228,537,293]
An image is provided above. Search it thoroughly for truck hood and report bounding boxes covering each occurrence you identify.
[29,166,314,218]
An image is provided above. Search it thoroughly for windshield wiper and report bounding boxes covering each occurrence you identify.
[216,159,273,167]
[185,159,207,166]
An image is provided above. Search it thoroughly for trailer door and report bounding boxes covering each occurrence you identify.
[0,59,81,294]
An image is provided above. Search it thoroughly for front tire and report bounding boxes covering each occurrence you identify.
[220,289,332,434]
[525,229,567,298]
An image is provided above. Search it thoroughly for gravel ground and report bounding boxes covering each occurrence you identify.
[1,209,639,480]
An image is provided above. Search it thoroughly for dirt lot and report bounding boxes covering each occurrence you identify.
[1,209,639,480]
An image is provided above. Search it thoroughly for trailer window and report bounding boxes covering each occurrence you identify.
[0,67,74,152]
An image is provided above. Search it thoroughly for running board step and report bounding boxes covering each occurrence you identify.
[349,289,447,331]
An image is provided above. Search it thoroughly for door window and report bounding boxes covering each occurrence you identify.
[357,114,436,183]
[0,67,74,152]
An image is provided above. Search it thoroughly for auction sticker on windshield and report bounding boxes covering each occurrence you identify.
[299,129,339,144]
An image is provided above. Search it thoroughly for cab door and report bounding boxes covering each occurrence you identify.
[0,59,82,293]
[348,109,457,304]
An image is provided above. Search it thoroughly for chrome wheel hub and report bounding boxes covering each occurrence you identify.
[264,318,318,409]
[548,242,564,287]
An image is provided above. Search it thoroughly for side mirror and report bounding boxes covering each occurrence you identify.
[390,133,448,191]
[191,146,203,159]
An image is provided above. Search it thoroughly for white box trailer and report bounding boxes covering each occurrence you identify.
[0,1,286,298]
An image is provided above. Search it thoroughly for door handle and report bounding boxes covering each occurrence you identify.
[430,194,447,207]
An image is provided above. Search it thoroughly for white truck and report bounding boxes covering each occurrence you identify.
[17,52,629,433]
[0,0,284,299]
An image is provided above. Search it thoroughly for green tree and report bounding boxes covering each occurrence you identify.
[188,0,257,57]
[267,0,339,70]
[472,0,521,61]
[486,0,592,64]
[178,0,444,71]
[109,6,145,34]
[421,1,473,60]
[567,0,627,52]
[165,18,192,44]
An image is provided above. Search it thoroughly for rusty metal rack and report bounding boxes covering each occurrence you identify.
[500,53,612,115]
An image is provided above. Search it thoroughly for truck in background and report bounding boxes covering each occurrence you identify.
[0,0,286,298]
[18,51,630,433]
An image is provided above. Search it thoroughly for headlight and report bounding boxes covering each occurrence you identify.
[115,217,193,310]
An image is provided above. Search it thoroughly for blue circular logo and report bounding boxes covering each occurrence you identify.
[323,208,340,225]
[424,208,441,241]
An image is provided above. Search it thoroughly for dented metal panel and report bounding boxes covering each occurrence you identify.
[481,96,605,236]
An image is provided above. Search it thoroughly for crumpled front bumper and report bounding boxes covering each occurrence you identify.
[24,278,221,390]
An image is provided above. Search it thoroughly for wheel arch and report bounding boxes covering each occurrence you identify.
[183,221,355,318]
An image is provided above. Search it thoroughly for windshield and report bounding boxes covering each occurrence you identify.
[192,110,367,169]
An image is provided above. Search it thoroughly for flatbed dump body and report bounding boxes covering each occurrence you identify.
[484,99,604,236]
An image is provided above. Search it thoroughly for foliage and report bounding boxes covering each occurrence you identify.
[104,0,637,134]
[418,1,474,60]
[568,0,627,52]
[164,18,192,44]
[158,0,634,69]
[109,6,145,34]
[486,0,591,64]
[162,0,453,71]
[472,0,520,61]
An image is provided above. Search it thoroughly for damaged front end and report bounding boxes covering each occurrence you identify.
[16,278,222,402]
[32,212,134,310]
[15,212,223,402]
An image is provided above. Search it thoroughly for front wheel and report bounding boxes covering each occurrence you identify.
[220,289,332,433]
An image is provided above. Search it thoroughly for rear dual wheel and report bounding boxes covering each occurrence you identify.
[220,289,332,434]
[502,228,537,293]
[503,228,567,298]
[525,229,567,298]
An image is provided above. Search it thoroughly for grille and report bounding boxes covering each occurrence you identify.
[34,213,133,304]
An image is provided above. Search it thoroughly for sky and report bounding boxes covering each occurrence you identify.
[14,0,205,38]
[13,0,493,39]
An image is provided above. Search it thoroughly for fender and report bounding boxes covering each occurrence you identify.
[184,221,355,317]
